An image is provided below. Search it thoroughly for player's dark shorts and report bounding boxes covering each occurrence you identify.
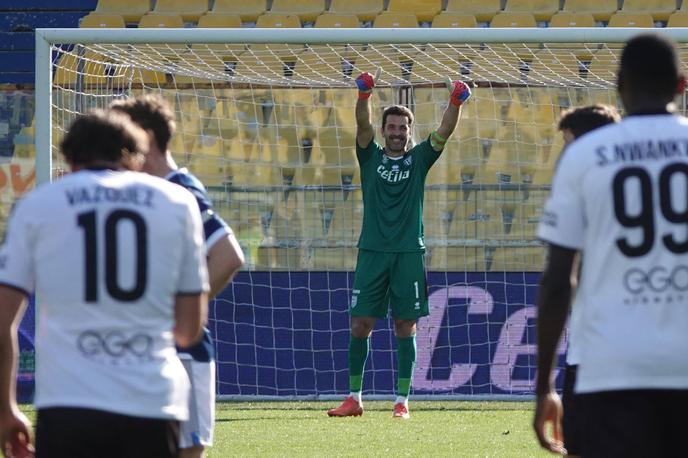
[351,249,429,320]
[36,407,179,458]
[561,364,581,456]
[578,389,688,458]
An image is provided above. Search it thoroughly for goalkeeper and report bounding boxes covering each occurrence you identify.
[328,72,470,419]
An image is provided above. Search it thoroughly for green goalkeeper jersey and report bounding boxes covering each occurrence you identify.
[356,137,441,252]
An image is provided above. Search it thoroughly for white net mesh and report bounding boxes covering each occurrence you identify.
[46,34,652,398]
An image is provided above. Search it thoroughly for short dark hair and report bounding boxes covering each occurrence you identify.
[619,33,682,100]
[558,104,621,139]
[60,109,148,168]
[109,94,176,151]
[382,105,414,129]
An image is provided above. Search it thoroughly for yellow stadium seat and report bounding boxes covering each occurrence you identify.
[138,12,185,28]
[255,13,301,27]
[561,0,617,22]
[528,50,585,85]
[373,12,419,27]
[53,49,125,85]
[94,0,148,23]
[351,46,416,84]
[79,12,126,27]
[504,0,559,22]
[622,0,675,22]
[445,0,501,23]
[386,0,441,23]
[490,12,537,27]
[197,13,241,28]
[431,13,477,28]
[270,0,324,23]
[211,0,266,22]
[295,46,355,82]
[668,11,688,27]
[153,0,208,22]
[607,12,655,27]
[548,12,595,27]
[328,0,383,22]
[314,13,359,28]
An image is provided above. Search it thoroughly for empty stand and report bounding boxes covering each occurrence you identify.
[490,12,537,27]
[431,13,478,28]
[197,13,241,28]
[561,0,617,22]
[94,0,149,23]
[211,0,266,22]
[153,0,208,23]
[445,0,501,23]
[607,12,655,27]
[270,0,324,23]
[385,0,442,22]
[667,11,688,26]
[328,0,383,22]
[138,12,185,28]
[255,13,301,28]
[373,13,419,28]
[621,0,675,22]
[314,13,359,28]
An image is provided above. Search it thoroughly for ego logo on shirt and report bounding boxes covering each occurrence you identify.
[77,330,153,361]
[623,266,688,294]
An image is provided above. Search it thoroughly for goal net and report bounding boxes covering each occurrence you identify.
[37,27,684,399]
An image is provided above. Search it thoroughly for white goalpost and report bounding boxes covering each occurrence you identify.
[34,27,688,401]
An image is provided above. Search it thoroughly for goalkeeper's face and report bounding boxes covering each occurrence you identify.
[382,115,411,155]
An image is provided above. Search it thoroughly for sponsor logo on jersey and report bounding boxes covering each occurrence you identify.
[622,265,688,305]
[376,165,410,183]
[77,330,154,364]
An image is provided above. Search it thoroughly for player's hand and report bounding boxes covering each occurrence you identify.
[356,72,375,99]
[533,390,566,455]
[0,408,34,458]
[449,80,471,107]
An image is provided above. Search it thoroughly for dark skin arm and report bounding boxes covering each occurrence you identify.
[533,244,577,455]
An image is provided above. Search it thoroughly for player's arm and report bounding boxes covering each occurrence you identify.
[431,81,471,152]
[355,72,375,149]
[174,292,208,348]
[206,232,244,299]
[0,286,34,458]
[532,244,576,455]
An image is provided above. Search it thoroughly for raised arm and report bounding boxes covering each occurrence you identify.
[431,81,471,152]
[355,72,375,148]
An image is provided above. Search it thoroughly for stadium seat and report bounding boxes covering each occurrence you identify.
[270,0,324,23]
[490,12,537,28]
[504,0,559,22]
[197,13,241,28]
[561,0,617,22]
[373,12,419,28]
[667,11,688,27]
[607,12,654,27]
[548,12,595,27]
[528,51,584,88]
[211,0,266,22]
[94,0,149,23]
[153,0,208,23]
[444,0,501,23]
[328,0,383,22]
[431,13,477,28]
[621,0,675,22]
[79,12,126,28]
[351,46,415,84]
[255,13,301,28]
[138,12,185,28]
[385,0,441,23]
[314,13,359,28]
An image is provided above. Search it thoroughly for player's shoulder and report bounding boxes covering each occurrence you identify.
[166,168,207,193]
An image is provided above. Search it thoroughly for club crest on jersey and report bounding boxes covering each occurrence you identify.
[382,155,389,164]
[403,156,413,167]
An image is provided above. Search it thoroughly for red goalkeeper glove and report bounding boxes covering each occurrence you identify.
[449,80,471,107]
[356,72,375,100]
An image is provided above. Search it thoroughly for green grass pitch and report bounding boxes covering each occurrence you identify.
[22,401,552,457]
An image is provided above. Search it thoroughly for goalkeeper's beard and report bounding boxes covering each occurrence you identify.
[385,136,408,155]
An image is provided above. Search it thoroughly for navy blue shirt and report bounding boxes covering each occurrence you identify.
[167,168,231,362]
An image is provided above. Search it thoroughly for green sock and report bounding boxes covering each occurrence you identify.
[396,336,416,398]
[348,336,370,392]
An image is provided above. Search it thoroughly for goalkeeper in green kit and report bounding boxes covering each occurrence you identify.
[327,72,471,419]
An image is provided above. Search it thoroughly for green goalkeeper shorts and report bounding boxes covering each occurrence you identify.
[350,249,429,320]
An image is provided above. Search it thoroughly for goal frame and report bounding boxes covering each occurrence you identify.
[34,27,688,401]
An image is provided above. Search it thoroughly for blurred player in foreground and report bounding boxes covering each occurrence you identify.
[328,71,470,419]
[535,33,688,456]
[551,103,621,458]
[0,110,208,457]
[111,95,244,458]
